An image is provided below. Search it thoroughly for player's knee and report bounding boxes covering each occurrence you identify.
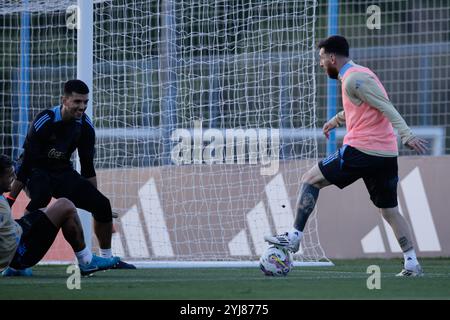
[301,172,313,184]
[54,198,77,218]
[301,166,327,189]
[91,195,112,223]
[301,170,319,187]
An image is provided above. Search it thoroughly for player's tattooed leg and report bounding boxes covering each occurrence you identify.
[294,183,319,231]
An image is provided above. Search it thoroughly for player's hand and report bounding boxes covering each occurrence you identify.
[322,119,338,139]
[405,136,429,154]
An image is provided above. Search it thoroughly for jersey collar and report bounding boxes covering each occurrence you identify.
[54,105,82,124]
[338,60,354,81]
[52,105,62,122]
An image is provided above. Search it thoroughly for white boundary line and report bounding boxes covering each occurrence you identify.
[38,260,335,268]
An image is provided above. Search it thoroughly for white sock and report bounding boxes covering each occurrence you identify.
[403,248,418,265]
[99,248,113,258]
[75,247,93,265]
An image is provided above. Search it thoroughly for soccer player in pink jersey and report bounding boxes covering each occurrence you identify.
[265,35,428,276]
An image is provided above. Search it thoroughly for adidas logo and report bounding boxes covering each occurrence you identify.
[111,178,175,258]
[106,167,439,259]
[110,173,296,259]
[228,173,300,256]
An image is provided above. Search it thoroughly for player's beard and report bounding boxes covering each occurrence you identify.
[327,67,339,79]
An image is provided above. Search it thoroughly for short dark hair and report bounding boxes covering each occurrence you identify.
[317,35,350,57]
[0,154,13,175]
[64,79,89,96]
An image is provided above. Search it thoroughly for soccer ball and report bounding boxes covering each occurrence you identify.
[259,245,293,277]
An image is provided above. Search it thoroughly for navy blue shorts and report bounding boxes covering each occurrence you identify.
[26,168,112,223]
[318,145,399,208]
[10,210,58,269]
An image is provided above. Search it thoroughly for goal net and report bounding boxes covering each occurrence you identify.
[0,0,330,267]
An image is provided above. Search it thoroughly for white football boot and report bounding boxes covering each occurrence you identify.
[264,231,301,253]
[396,258,424,277]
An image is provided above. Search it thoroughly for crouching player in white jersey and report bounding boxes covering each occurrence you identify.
[0,154,120,277]
[265,35,428,277]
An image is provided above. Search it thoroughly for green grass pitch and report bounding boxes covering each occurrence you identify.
[1,258,449,300]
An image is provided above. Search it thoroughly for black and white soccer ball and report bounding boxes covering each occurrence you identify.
[259,245,293,277]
